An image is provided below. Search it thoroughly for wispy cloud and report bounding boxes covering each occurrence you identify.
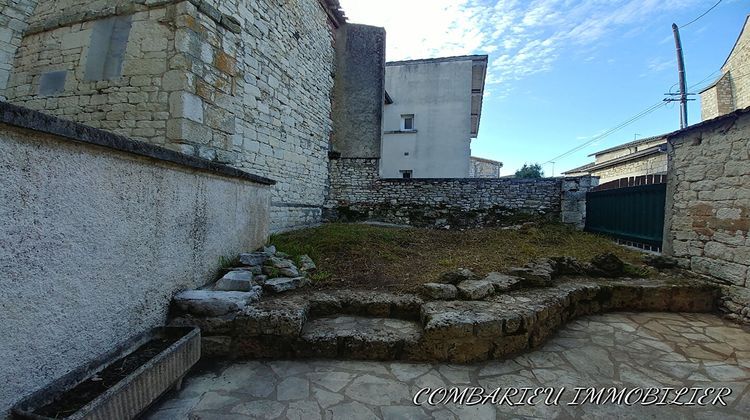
[339,0,702,97]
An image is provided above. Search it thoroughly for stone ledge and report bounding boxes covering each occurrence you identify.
[0,101,275,186]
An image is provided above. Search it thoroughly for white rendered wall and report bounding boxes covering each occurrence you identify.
[0,123,270,414]
[382,60,473,178]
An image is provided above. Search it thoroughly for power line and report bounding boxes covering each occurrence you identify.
[547,68,749,167]
[680,0,723,29]
[541,101,668,165]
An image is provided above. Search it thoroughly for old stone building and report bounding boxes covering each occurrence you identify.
[700,15,750,121]
[469,156,503,178]
[2,0,346,232]
[562,135,667,183]
[0,0,36,99]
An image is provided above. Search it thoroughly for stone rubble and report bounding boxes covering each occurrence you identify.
[264,277,310,294]
[437,268,477,285]
[483,272,523,293]
[299,255,316,272]
[214,270,256,292]
[173,245,317,319]
[585,252,625,277]
[643,253,679,269]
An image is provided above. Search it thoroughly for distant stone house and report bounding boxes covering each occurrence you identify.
[380,55,488,178]
[562,135,667,183]
[469,156,503,178]
[700,14,750,121]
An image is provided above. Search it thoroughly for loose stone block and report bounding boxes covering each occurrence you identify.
[422,283,458,300]
[215,270,256,291]
[457,279,494,300]
[173,289,262,316]
[263,277,309,293]
[239,252,269,266]
[483,272,522,293]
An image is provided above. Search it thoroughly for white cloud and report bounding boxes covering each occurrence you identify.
[338,0,702,97]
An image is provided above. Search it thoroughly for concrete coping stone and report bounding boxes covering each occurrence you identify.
[0,102,275,186]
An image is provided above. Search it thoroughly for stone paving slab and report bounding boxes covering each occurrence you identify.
[146,312,750,420]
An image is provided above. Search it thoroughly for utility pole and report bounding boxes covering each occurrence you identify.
[672,23,688,129]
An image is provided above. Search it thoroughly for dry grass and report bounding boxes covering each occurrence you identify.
[270,223,646,292]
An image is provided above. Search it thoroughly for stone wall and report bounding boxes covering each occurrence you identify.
[700,16,750,121]
[4,0,340,232]
[325,158,595,228]
[0,0,37,99]
[5,1,176,144]
[331,24,386,159]
[664,107,750,323]
[701,73,735,121]
[0,102,272,414]
[591,152,667,184]
[469,157,502,178]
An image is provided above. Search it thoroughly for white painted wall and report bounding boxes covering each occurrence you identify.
[0,124,270,414]
[382,59,475,178]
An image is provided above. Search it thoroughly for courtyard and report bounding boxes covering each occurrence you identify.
[146,312,750,419]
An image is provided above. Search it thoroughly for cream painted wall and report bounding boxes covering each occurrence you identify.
[381,59,474,178]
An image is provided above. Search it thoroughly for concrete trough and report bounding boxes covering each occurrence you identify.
[12,327,200,420]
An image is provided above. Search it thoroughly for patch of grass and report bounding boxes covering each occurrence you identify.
[270,223,647,292]
[623,263,652,278]
[309,270,333,282]
[216,255,240,280]
[219,255,240,270]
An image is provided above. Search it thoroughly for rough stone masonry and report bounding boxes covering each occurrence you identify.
[2,0,343,232]
[324,157,596,228]
[664,107,750,323]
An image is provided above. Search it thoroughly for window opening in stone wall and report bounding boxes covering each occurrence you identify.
[84,15,133,81]
[400,170,413,179]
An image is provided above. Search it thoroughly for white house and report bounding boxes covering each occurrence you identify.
[380,55,488,178]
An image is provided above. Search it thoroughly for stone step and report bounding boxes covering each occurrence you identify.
[300,316,423,360]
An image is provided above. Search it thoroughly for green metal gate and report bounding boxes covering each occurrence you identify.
[585,183,666,248]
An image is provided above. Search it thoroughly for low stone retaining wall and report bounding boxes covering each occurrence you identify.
[170,277,720,363]
[324,158,596,228]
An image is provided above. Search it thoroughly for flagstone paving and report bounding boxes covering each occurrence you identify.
[146,313,750,419]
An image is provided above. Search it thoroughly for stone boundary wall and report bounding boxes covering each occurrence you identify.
[664,106,750,324]
[325,158,596,228]
[0,103,272,414]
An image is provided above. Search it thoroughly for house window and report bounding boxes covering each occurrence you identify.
[400,170,412,179]
[401,114,415,131]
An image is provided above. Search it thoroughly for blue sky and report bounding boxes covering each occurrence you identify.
[338,0,748,176]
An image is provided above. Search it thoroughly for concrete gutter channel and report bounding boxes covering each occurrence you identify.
[169,277,721,364]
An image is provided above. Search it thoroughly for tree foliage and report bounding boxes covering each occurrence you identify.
[515,163,544,179]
